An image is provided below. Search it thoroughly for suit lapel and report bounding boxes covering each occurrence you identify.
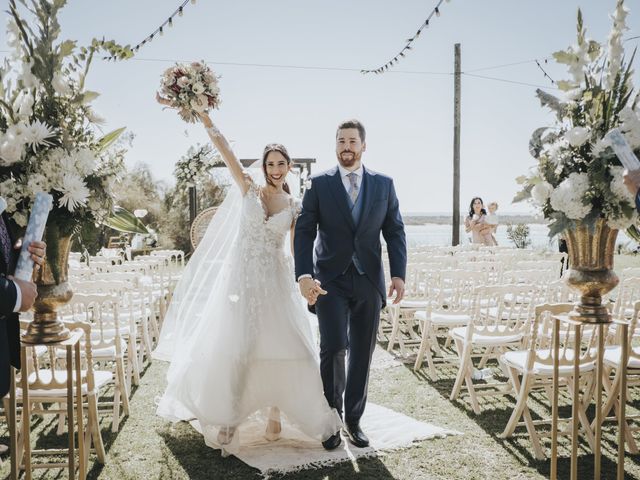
[356,167,377,232]
[327,167,356,231]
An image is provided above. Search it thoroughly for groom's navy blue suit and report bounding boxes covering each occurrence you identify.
[294,165,406,424]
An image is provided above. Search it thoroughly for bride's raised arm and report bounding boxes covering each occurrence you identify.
[197,112,251,195]
[156,93,250,195]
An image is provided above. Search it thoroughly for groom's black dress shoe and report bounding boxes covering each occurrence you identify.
[342,423,369,448]
[322,432,342,450]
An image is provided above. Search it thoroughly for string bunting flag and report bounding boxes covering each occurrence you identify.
[103,0,198,61]
[361,0,449,74]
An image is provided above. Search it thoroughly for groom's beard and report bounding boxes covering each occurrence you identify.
[337,150,361,168]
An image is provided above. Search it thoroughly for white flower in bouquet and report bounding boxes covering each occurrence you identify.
[11,211,28,228]
[52,72,72,96]
[57,172,90,212]
[604,1,629,89]
[6,19,21,56]
[610,166,636,203]
[565,126,591,147]
[190,94,208,113]
[13,91,34,118]
[73,148,97,176]
[619,107,640,148]
[24,120,56,151]
[0,138,24,165]
[177,76,190,88]
[531,181,553,205]
[608,209,637,230]
[549,172,592,220]
[18,60,39,89]
[192,82,205,95]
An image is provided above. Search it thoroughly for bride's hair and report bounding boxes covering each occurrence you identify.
[262,143,291,194]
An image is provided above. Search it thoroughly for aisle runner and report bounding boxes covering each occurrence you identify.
[194,403,461,476]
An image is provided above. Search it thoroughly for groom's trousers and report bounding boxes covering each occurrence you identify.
[315,264,382,425]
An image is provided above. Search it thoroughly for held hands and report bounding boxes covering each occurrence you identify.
[299,277,327,306]
[388,277,405,305]
[623,169,640,196]
[19,239,47,271]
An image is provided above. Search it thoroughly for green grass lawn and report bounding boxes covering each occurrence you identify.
[3,255,640,479]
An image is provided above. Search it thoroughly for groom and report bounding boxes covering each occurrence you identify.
[294,119,407,450]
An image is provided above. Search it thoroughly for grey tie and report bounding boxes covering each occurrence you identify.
[347,172,359,204]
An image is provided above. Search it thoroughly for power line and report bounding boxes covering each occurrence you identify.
[462,72,560,90]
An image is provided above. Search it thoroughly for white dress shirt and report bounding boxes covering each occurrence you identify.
[13,280,22,313]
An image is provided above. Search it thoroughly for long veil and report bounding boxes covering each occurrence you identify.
[153,170,257,361]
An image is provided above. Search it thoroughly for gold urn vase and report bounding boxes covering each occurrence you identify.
[563,218,618,324]
[21,234,72,344]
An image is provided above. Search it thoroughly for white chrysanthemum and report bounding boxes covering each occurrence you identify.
[543,139,569,166]
[56,173,90,212]
[566,126,591,147]
[24,120,56,151]
[73,148,97,176]
[531,181,553,205]
[550,172,592,220]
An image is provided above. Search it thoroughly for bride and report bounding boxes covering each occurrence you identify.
[153,99,342,456]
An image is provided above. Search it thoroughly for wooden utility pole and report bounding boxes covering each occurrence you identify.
[452,43,461,246]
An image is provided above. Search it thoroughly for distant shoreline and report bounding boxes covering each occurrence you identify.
[402,215,543,226]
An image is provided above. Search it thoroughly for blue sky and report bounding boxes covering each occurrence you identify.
[3,0,639,214]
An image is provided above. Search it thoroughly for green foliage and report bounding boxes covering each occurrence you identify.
[506,223,532,249]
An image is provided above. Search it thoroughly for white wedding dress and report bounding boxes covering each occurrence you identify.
[155,181,342,455]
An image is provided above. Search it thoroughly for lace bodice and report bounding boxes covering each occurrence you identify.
[238,184,300,256]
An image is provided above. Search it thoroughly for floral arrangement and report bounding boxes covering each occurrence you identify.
[174,144,222,188]
[158,62,221,123]
[0,0,132,280]
[514,0,640,236]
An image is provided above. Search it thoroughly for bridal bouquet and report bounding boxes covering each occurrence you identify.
[514,0,640,236]
[158,62,221,123]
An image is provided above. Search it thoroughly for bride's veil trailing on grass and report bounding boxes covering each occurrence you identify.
[153,169,262,361]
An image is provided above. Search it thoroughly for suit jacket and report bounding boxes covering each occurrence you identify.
[0,213,20,398]
[294,165,407,305]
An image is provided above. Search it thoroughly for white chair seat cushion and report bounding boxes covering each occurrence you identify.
[502,349,595,376]
[89,326,131,340]
[451,326,524,345]
[603,345,640,369]
[55,339,127,359]
[16,370,112,397]
[415,310,471,325]
[399,299,429,309]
